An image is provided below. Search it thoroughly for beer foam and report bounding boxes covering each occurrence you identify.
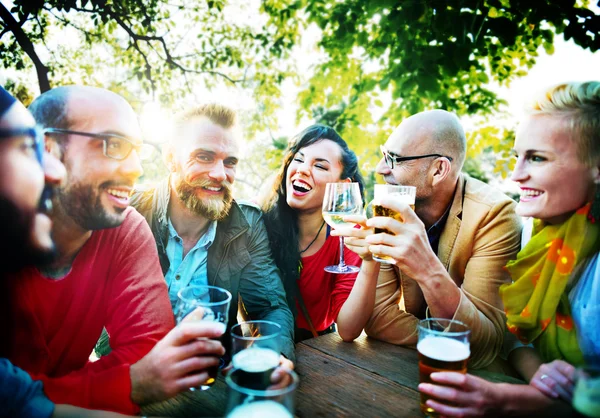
[232,347,280,372]
[417,336,470,362]
[227,400,293,418]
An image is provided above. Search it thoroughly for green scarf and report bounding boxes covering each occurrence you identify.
[500,203,600,365]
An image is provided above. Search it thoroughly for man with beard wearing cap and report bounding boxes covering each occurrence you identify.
[4,87,227,415]
[130,104,295,363]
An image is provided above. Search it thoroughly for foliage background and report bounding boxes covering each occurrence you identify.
[1,0,599,202]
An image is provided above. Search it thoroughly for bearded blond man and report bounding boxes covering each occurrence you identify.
[130,104,295,362]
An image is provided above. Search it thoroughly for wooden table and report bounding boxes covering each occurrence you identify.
[142,333,522,417]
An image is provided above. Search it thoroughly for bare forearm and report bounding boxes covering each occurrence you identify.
[54,405,133,418]
[336,261,380,341]
[508,347,544,382]
[419,262,461,319]
[498,384,573,417]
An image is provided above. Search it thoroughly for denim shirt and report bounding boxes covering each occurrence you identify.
[0,359,54,417]
[165,218,217,308]
[570,252,600,366]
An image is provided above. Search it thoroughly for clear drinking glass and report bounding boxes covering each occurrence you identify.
[573,366,600,418]
[175,285,232,391]
[225,368,299,418]
[417,318,471,417]
[230,320,282,391]
[371,184,416,263]
[321,182,363,273]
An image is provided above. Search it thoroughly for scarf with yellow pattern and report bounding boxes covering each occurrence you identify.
[500,203,600,365]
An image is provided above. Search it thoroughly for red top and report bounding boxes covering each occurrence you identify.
[5,208,174,414]
[296,234,361,332]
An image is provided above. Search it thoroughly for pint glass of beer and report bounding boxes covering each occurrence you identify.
[225,368,298,418]
[573,366,600,418]
[371,184,416,263]
[417,318,470,417]
[230,320,282,391]
[175,285,232,391]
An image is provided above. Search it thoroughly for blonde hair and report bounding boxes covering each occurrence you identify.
[175,103,237,129]
[529,81,600,167]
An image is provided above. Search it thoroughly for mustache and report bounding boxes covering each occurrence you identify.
[99,180,136,189]
[188,178,233,191]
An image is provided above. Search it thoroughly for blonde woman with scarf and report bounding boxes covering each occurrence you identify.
[418,81,600,417]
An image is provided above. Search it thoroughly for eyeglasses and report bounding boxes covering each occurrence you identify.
[380,145,453,170]
[44,128,154,161]
[0,126,45,165]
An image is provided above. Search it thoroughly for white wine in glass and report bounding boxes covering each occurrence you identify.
[321,182,363,274]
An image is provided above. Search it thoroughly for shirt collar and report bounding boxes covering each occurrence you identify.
[167,218,218,249]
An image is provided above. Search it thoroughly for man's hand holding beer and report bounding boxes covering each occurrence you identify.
[129,321,226,405]
[363,197,461,320]
[364,197,441,277]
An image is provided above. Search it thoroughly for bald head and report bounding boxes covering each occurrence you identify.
[29,86,137,132]
[391,109,466,172]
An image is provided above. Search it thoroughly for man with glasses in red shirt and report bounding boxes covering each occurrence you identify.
[4,86,226,414]
[348,109,521,369]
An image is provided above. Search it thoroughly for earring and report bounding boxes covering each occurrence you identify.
[588,183,600,224]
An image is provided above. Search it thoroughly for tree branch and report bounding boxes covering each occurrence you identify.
[0,3,50,92]
[107,9,244,85]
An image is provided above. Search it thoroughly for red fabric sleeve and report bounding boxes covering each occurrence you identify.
[34,210,174,413]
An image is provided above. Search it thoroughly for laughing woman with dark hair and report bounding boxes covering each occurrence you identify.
[261,124,380,343]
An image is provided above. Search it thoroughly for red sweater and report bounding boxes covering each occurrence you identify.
[296,234,361,332]
[5,208,174,414]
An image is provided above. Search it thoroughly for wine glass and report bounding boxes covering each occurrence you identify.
[321,182,363,274]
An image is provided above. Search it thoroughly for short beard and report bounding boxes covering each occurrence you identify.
[58,181,125,230]
[175,177,233,222]
[0,196,57,274]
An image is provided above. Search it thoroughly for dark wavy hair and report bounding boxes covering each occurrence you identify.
[260,124,365,317]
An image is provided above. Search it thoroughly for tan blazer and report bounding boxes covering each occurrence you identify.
[364,173,522,368]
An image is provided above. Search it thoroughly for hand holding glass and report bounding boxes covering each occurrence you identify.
[418,318,471,417]
[322,182,363,273]
[175,285,232,390]
[371,184,416,263]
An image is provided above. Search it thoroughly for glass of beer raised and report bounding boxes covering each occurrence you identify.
[230,320,282,391]
[573,366,600,418]
[225,367,299,418]
[418,318,471,417]
[371,184,416,263]
[175,285,232,391]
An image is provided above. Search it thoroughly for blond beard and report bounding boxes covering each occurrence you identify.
[175,177,233,221]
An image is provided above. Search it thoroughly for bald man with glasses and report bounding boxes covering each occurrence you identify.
[355,110,521,369]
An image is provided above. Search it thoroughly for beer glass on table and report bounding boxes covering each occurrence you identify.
[418,318,471,417]
[230,320,282,391]
[175,285,232,391]
[225,368,299,418]
[321,182,363,274]
[573,366,600,418]
[371,184,416,263]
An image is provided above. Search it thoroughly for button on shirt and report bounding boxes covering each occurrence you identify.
[165,218,217,308]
